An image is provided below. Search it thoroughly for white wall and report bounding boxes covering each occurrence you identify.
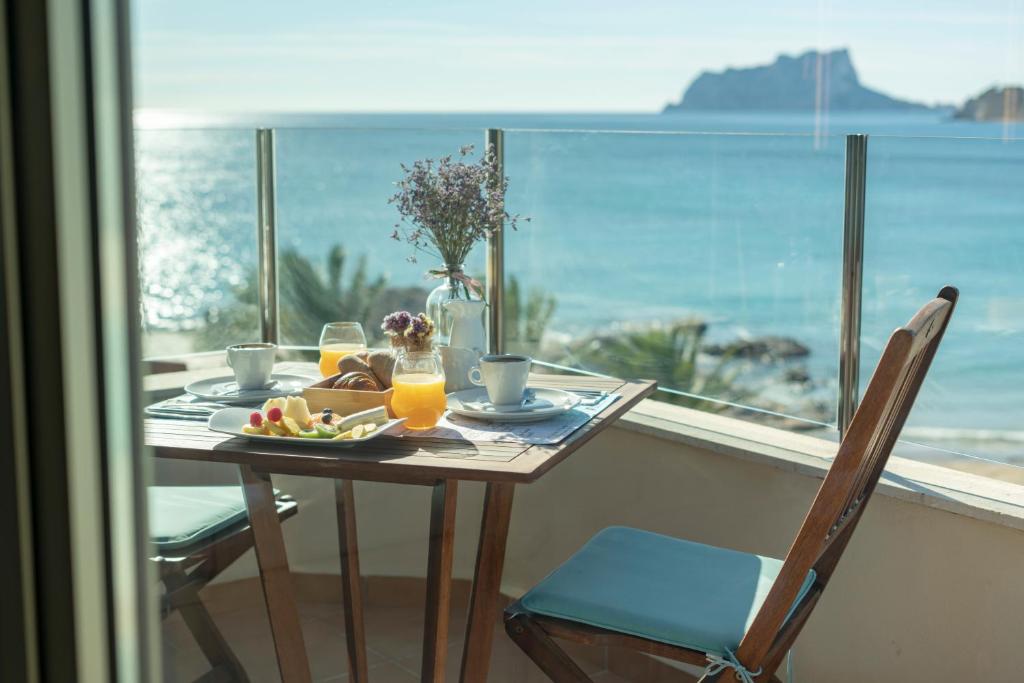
[156,425,1024,682]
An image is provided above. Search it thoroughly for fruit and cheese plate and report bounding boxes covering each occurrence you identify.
[208,396,405,447]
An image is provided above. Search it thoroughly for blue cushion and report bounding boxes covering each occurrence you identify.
[149,486,254,551]
[519,526,815,655]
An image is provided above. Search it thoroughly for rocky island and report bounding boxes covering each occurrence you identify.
[954,86,1024,121]
[664,48,929,112]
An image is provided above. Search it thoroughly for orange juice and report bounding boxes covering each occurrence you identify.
[319,342,367,377]
[391,373,447,430]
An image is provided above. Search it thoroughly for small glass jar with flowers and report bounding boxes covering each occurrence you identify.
[381,311,435,353]
[381,311,446,429]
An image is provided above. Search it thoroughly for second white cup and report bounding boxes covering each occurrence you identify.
[226,342,277,391]
[468,354,532,406]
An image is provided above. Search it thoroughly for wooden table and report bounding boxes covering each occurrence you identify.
[146,368,655,682]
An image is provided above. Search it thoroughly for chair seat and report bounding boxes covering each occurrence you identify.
[519,526,816,655]
[149,486,259,551]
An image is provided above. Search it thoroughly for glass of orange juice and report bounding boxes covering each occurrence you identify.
[390,351,447,430]
[318,322,367,377]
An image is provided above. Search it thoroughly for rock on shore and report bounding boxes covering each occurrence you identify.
[703,336,810,362]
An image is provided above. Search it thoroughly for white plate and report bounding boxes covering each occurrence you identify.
[185,373,315,404]
[208,407,407,447]
[446,387,580,423]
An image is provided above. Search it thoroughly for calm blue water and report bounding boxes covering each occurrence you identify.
[135,111,1024,461]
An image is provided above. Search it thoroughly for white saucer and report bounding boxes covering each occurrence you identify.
[185,373,314,404]
[208,407,406,448]
[446,387,580,423]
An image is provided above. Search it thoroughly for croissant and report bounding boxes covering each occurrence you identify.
[332,371,382,392]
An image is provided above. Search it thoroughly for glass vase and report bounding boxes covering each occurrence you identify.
[426,263,479,346]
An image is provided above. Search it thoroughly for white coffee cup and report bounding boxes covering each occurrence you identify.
[468,354,532,406]
[226,343,277,391]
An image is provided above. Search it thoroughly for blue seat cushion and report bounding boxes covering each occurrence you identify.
[519,526,815,655]
[149,486,262,551]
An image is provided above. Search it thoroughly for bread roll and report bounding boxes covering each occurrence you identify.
[367,350,396,388]
[338,352,372,377]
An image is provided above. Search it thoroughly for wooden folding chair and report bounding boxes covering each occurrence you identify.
[152,486,299,682]
[505,286,958,682]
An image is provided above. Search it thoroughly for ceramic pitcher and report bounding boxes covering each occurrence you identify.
[445,299,487,352]
[442,299,487,392]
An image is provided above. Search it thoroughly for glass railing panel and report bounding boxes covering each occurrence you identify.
[863,134,1024,480]
[135,128,259,357]
[272,127,485,354]
[504,129,846,429]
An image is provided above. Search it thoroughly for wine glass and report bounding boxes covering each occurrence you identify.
[390,351,447,430]
[318,322,367,377]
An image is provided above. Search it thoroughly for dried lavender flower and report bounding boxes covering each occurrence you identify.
[390,145,526,269]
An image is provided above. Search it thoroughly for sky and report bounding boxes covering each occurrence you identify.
[132,0,1024,112]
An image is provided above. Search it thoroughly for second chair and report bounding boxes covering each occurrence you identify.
[505,286,958,682]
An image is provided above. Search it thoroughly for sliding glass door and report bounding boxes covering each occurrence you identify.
[0,0,155,680]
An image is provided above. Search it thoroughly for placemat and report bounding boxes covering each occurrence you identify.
[396,394,620,445]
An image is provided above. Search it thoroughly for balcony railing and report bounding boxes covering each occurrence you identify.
[135,125,1024,481]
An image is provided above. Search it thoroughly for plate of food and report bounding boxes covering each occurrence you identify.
[208,396,405,447]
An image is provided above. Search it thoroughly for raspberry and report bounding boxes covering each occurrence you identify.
[249,412,263,427]
[267,407,283,422]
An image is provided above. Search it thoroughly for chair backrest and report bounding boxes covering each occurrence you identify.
[735,286,958,677]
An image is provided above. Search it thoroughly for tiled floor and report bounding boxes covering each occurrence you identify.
[161,576,697,682]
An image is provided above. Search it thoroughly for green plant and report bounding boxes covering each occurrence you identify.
[559,320,749,411]
[197,246,421,350]
[277,246,387,344]
[503,276,556,354]
[196,248,562,359]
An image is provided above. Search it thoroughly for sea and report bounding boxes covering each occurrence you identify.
[134,110,1024,466]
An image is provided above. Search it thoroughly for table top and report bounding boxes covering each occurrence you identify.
[145,364,656,485]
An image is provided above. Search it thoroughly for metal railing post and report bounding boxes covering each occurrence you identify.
[256,128,279,344]
[485,128,505,355]
[838,134,868,436]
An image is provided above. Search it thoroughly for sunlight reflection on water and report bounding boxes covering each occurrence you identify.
[135,129,256,330]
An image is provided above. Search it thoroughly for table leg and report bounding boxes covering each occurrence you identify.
[459,482,516,683]
[422,479,458,682]
[335,479,369,682]
[238,465,311,683]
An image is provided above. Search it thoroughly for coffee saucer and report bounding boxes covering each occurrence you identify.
[445,387,580,423]
[184,373,315,404]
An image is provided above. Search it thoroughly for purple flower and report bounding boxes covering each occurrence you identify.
[382,310,412,336]
[405,313,435,341]
[382,311,435,351]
